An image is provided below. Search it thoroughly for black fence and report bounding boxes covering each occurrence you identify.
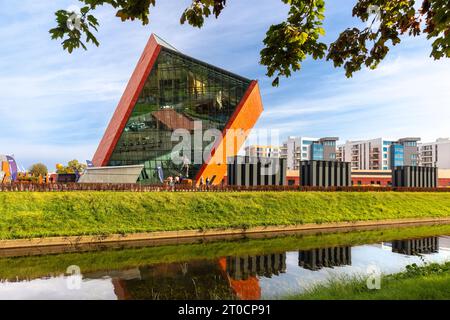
[0,183,449,192]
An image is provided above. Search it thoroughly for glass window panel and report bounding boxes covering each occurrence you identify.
[108,49,251,183]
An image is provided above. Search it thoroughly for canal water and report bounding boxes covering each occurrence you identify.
[0,224,449,300]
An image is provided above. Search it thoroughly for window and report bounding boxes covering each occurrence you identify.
[302,153,308,158]
[311,144,324,160]
[329,153,336,159]
[302,146,307,151]
[383,147,388,152]
[390,144,404,168]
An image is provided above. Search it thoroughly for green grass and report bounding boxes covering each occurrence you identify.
[286,262,450,300]
[1,224,449,282]
[0,191,449,239]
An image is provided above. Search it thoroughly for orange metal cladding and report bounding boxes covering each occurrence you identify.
[92,35,161,167]
[218,258,261,300]
[1,161,10,183]
[195,81,264,185]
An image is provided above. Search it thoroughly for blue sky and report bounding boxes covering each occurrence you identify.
[0,1,449,169]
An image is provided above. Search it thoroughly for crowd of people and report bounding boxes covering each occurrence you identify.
[165,175,212,188]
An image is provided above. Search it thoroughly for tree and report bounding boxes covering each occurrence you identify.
[56,160,87,174]
[29,163,48,176]
[50,0,449,86]
[68,159,87,173]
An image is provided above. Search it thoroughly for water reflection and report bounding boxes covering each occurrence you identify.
[298,246,352,271]
[109,262,235,300]
[391,237,439,255]
[0,235,449,300]
[225,254,287,279]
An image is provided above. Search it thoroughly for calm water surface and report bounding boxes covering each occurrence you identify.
[0,227,449,300]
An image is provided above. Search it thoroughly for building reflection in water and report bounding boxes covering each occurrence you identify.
[110,261,235,300]
[4,235,449,300]
[88,239,441,300]
[224,253,287,280]
[298,246,352,271]
[108,253,287,300]
[219,253,287,300]
[391,237,439,255]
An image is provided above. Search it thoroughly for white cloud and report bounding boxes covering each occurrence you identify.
[257,51,450,143]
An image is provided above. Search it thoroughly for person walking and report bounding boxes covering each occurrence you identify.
[168,176,174,191]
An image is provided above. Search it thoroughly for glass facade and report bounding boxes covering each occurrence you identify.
[108,48,251,183]
[390,144,404,168]
[311,144,324,160]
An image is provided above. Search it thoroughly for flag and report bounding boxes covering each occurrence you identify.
[86,160,95,168]
[157,166,164,183]
[6,156,18,182]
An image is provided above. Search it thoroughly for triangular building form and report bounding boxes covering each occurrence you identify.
[93,34,263,184]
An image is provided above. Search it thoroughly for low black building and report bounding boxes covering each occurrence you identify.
[392,237,439,255]
[225,253,287,280]
[227,156,287,186]
[298,246,352,271]
[300,160,351,187]
[392,166,437,188]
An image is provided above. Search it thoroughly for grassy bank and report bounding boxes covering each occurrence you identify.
[0,192,449,239]
[287,262,450,300]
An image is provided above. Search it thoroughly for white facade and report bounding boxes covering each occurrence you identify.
[419,138,450,169]
[338,138,394,171]
[78,165,145,184]
[280,136,319,170]
[244,145,281,158]
[338,137,422,170]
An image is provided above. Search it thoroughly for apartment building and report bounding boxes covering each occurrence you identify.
[280,136,338,170]
[244,145,281,158]
[337,137,420,171]
[419,138,450,169]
